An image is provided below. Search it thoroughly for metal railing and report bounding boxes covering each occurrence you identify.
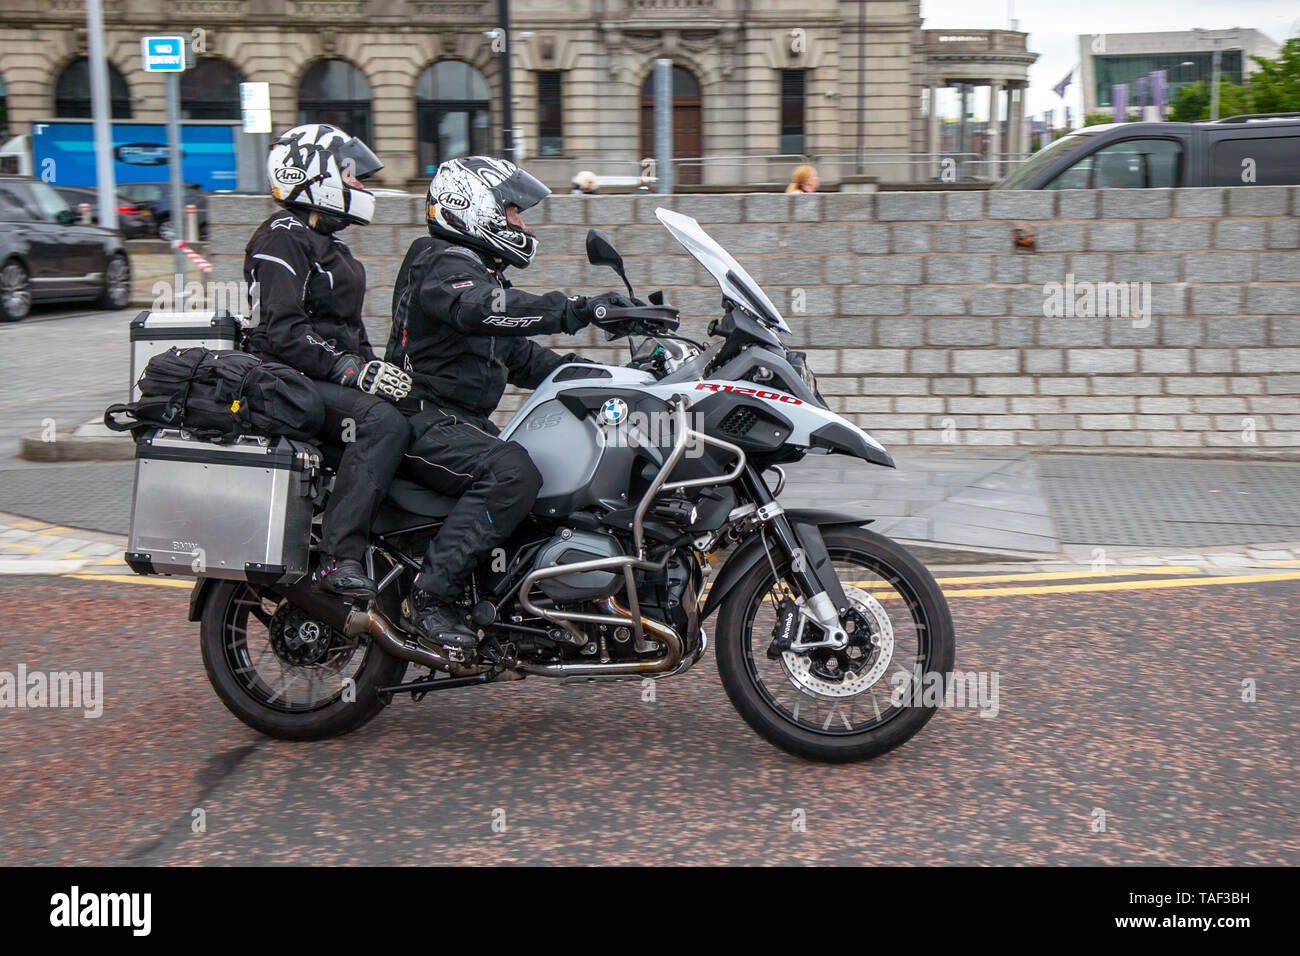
[524,151,1031,192]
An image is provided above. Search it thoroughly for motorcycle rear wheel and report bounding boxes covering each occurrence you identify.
[199,580,408,740]
[715,526,955,763]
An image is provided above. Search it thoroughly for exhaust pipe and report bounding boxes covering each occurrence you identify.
[265,580,461,673]
[515,596,683,679]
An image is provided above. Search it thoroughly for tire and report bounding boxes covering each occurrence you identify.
[715,526,955,763]
[97,253,131,310]
[0,259,31,322]
[157,217,174,241]
[199,580,408,741]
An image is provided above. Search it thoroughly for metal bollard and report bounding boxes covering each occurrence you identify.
[184,203,199,244]
[78,203,93,225]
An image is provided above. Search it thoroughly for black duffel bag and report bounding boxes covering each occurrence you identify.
[105,347,325,444]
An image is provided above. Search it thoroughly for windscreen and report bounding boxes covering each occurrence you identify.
[655,207,791,332]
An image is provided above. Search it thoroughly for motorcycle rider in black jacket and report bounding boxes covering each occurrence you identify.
[387,156,631,652]
[244,123,412,600]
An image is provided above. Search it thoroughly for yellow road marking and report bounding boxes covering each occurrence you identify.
[2,543,42,551]
[922,571,1300,599]
[919,567,1205,587]
[62,573,192,590]
[1264,559,1300,566]
[98,557,123,565]
[12,522,44,529]
[35,526,72,535]
[63,553,88,559]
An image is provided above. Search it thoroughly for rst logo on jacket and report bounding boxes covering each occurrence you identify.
[695,383,803,405]
[483,315,543,328]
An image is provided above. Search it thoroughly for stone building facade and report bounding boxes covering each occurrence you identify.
[0,0,1036,189]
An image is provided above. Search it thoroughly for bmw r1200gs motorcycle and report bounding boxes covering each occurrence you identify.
[191,208,954,762]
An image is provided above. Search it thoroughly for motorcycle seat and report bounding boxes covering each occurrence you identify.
[384,476,458,518]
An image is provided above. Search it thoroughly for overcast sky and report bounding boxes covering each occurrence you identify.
[919,0,1298,121]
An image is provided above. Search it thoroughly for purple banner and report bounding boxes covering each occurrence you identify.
[1136,75,1148,113]
[1151,69,1167,121]
[1065,105,1073,129]
[1112,83,1128,122]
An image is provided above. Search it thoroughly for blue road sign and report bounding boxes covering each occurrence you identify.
[141,36,187,72]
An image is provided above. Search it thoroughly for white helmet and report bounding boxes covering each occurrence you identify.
[426,156,550,268]
[267,123,382,227]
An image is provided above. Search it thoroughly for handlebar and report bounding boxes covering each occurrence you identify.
[591,302,681,338]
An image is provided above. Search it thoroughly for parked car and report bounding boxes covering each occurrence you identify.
[117,182,208,240]
[998,113,1300,190]
[0,175,131,322]
[53,185,152,239]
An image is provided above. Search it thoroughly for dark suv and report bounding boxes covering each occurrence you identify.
[0,176,131,322]
[998,114,1300,190]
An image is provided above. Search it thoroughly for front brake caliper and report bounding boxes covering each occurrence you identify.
[766,597,800,659]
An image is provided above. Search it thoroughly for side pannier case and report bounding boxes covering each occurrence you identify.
[125,428,321,584]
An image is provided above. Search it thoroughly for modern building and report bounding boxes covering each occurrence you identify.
[1078,28,1281,114]
[0,0,1037,189]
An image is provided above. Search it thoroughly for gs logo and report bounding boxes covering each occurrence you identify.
[438,191,470,211]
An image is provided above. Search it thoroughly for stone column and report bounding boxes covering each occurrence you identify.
[986,81,1002,179]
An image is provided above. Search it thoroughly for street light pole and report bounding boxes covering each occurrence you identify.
[85,0,117,230]
[1210,36,1222,121]
[498,0,514,159]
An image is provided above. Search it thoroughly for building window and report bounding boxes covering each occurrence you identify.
[1094,51,1243,107]
[181,59,245,121]
[298,59,372,143]
[416,61,491,175]
[54,58,132,118]
[537,72,563,157]
[780,70,806,155]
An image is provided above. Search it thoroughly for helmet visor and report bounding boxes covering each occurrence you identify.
[338,137,383,181]
[493,167,550,213]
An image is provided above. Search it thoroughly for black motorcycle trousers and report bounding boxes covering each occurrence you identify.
[402,405,543,602]
[314,381,410,562]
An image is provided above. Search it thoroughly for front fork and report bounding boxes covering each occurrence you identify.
[740,467,851,648]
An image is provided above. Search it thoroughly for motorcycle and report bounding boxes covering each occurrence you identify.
[191,207,955,762]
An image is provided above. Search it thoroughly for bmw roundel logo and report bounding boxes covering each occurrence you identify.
[599,398,628,426]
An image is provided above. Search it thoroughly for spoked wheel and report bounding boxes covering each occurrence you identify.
[716,526,955,762]
[97,254,131,310]
[199,580,407,740]
[0,260,31,322]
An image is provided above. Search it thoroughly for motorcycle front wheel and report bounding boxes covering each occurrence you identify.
[715,526,955,763]
[199,580,408,740]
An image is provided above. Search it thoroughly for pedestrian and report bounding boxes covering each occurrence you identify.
[570,170,598,194]
[785,164,820,194]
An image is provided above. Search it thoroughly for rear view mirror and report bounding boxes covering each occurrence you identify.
[585,228,635,298]
[585,229,623,271]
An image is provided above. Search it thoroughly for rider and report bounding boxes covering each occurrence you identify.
[244,123,412,600]
[387,156,631,652]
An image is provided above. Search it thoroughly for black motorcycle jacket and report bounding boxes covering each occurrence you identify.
[387,235,586,420]
[243,210,375,382]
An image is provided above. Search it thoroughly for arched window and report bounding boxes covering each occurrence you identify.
[640,66,701,184]
[55,58,132,118]
[415,61,490,175]
[181,59,245,121]
[298,60,372,143]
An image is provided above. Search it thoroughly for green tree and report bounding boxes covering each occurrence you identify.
[1083,111,1115,127]
[1247,37,1300,113]
[1167,79,1251,121]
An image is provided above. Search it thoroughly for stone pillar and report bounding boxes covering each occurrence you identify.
[987,81,1002,179]
[1007,83,1023,157]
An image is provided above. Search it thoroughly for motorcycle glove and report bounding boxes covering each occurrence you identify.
[357,360,413,401]
[568,292,634,333]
